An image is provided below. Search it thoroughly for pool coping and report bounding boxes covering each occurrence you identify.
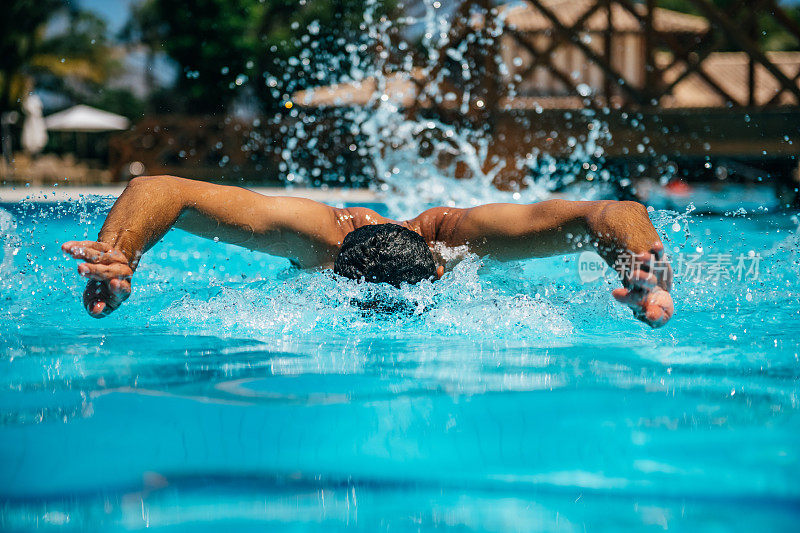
[0,186,379,204]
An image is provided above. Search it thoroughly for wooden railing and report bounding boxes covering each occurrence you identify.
[416,0,800,112]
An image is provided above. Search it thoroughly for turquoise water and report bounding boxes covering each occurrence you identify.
[1,199,799,531]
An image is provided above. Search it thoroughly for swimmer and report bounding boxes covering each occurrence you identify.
[62,175,674,327]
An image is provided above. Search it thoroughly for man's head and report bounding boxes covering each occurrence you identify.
[334,223,440,287]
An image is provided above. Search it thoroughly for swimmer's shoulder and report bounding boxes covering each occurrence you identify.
[334,204,468,245]
[407,206,468,244]
[334,206,397,234]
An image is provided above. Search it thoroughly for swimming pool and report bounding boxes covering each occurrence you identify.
[1,197,799,531]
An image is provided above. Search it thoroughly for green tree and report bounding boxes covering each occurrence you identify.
[128,0,390,114]
[33,10,120,100]
[0,0,65,113]
[0,1,117,113]
[658,0,800,51]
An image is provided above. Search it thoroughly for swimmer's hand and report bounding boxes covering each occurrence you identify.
[62,241,133,318]
[611,244,674,328]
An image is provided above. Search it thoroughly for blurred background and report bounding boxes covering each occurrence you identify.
[2,0,800,210]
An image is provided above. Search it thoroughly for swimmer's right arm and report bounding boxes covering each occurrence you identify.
[439,199,674,328]
[62,175,342,317]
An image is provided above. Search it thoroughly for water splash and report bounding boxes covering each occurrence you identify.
[159,255,574,345]
[0,208,19,278]
[279,0,614,219]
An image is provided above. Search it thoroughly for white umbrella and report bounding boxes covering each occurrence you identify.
[22,94,48,154]
[44,105,130,132]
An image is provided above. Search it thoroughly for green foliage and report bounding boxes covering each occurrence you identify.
[657,0,800,51]
[33,10,120,89]
[0,1,117,113]
[39,11,110,61]
[0,0,66,111]
[91,88,146,121]
[130,0,390,114]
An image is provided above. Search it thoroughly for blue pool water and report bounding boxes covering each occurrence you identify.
[0,198,799,531]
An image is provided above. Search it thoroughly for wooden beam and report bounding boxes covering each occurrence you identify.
[763,0,800,106]
[659,47,741,106]
[508,1,604,85]
[614,0,740,106]
[604,0,614,102]
[524,0,650,105]
[747,7,757,107]
[658,30,715,81]
[643,0,657,101]
[766,68,800,107]
[482,9,503,118]
[659,34,720,93]
[692,0,800,104]
[508,30,563,85]
[407,0,475,113]
[510,30,604,113]
[656,0,751,75]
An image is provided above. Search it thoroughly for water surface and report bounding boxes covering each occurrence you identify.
[1,199,798,532]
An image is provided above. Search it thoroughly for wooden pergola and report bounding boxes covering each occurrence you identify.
[290,1,800,191]
[413,0,800,114]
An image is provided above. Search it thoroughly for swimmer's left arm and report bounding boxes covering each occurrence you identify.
[62,175,344,318]
[441,200,673,327]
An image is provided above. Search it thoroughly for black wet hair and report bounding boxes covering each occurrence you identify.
[333,223,437,287]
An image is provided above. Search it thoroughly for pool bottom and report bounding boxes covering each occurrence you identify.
[2,368,799,532]
[3,474,799,533]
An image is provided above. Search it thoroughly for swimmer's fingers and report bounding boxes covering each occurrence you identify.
[642,242,664,260]
[642,289,673,328]
[108,278,132,297]
[62,240,112,257]
[612,287,673,328]
[656,261,673,292]
[624,269,658,291]
[644,245,673,291]
[82,279,130,318]
[635,245,673,291]
[655,252,674,292]
[63,241,128,265]
[65,242,132,318]
[77,262,133,282]
[63,240,112,252]
[612,287,642,307]
[643,304,668,327]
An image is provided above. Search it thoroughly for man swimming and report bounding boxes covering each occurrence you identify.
[62,175,674,327]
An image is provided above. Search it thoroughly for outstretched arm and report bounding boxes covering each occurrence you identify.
[62,175,342,317]
[439,200,673,327]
